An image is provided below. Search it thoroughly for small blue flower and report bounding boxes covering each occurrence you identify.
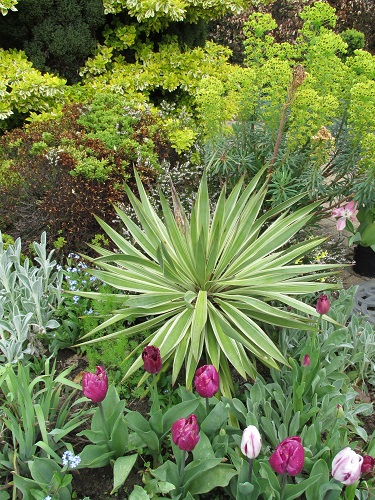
[73,296,79,304]
[84,308,93,315]
[56,264,62,271]
[62,450,81,469]
[43,496,52,500]
[89,276,97,282]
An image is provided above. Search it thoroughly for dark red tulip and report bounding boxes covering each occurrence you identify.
[316,294,330,315]
[361,455,375,474]
[194,364,219,398]
[171,414,200,451]
[142,345,162,374]
[82,366,108,403]
[269,436,305,476]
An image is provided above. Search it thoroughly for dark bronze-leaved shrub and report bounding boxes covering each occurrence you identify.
[0,94,178,258]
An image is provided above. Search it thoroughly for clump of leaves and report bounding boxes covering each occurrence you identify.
[0,94,178,256]
[76,169,341,397]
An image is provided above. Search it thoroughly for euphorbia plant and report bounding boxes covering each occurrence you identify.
[76,169,340,396]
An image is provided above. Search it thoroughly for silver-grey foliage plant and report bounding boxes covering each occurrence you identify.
[0,232,63,363]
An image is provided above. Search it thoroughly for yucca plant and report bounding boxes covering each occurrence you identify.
[76,168,340,396]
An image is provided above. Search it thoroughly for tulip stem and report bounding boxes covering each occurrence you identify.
[205,397,210,415]
[281,473,287,499]
[248,458,253,484]
[180,450,186,484]
[98,401,109,440]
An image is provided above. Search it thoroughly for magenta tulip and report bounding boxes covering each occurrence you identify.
[316,294,330,315]
[361,455,374,474]
[194,365,219,398]
[332,447,363,485]
[241,425,262,459]
[171,414,200,451]
[302,354,311,367]
[269,436,305,476]
[82,366,108,403]
[142,345,162,374]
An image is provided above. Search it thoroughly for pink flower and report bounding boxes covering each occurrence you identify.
[302,354,311,367]
[171,414,200,451]
[194,365,219,398]
[82,366,108,403]
[142,345,162,374]
[361,455,375,474]
[332,447,363,485]
[332,201,358,231]
[269,436,305,476]
[316,294,330,315]
[241,425,262,459]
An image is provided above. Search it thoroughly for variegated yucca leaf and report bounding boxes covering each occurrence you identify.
[76,169,340,396]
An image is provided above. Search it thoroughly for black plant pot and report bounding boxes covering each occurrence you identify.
[353,245,375,277]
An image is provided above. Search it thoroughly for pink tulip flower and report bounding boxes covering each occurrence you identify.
[194,364,219,398]
[269,436,305,476]
[82,366,108,403]
[332,201,358,231]
[332,447,363,485]
[171,414,200,452]
[302,354,311,367]
[316,294,330,315]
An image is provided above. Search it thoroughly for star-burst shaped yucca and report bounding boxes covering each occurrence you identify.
[77,169,340,396]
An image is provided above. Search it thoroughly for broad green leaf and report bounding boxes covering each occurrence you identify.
[111,455,138,494]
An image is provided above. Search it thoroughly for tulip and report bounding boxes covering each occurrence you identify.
[302,354,310,367]
[316,294,330,315]
[332,447,363,485]
[194,364,219,398]
[171,414,200,452]
[142,345,162,374]
[361,455,375,474]
[82,366,108,403]
[241,425,262,459]
[269,436,305,476]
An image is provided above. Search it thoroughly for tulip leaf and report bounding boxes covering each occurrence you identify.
[284,474,322,499]
[129,485,150,499]
[111,454,138,494]
[200,402,229,436]
[184,463,237,495]
[79,444,115,468]
[305,459,330,500]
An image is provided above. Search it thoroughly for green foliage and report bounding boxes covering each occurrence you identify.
[0,0,18,15]
[76,170,340,397]
[0,232,63,363]
[198,1,375,209]
[0,96,176,256]
[0,359,90,498]
[340,28,365,57]
[102,0,248,26]
[0,0,105,84]
[0,48,66,130]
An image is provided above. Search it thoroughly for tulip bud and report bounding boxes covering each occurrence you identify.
[194,364,219,398]
[336,404,345,418]
[241,425,262,459]
[361,455,375,474]
[142,345,162,374]
[82,366,108,403]
[171,414,200,451]
[269,436,305,476]
[332,447,363,485]
[316,294,330,315]
[302,354,310,367]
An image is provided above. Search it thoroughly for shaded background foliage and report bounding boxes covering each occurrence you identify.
[0,96,179,257]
